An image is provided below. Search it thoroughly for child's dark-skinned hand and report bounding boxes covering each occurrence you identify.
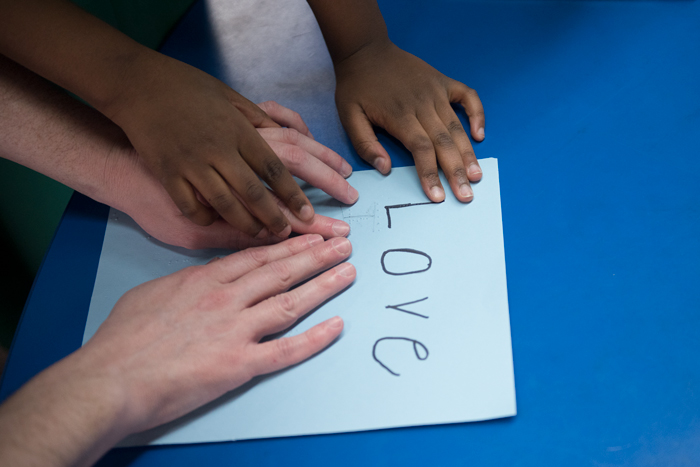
[105,51,315,238]
[335,41,485,203]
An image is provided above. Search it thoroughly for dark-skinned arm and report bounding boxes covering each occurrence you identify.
[0,0,322,237]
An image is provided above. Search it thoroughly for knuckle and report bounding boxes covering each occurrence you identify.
[284,192,306,212]
[244,221,264,238]
[208,191,235,212]
[355,140,376,160]
[244,246,269,268]
[452,167,468,182]
[409,136,434,154]
[274,336,296,361]
[309,244,329,267]
[446,120,466,134]
[281,127,300,144]
[262,159,287,183]
[244,181,267,203]
[462,148,477,160]
[281,146,305,168]
[269,260,293,289]
[268,213,289,234]
[275,292,297,318]
[434,132,455,149]
[303,326,322,347]
[472,110,485,121]
[421,169,440,185]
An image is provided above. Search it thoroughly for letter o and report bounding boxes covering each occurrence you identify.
[380,248,432,276]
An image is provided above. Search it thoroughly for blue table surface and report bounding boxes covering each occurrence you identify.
[2,0,699,465]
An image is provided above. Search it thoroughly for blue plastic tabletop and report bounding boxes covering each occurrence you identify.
[2,0,699,465]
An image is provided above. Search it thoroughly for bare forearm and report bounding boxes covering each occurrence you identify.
[306,0,390,65]
[0,0,148,116]
[0,54,134,208]
[0,351,127,467]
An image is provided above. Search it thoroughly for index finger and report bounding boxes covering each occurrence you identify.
[257,101,314,139]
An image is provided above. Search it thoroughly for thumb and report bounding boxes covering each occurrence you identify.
[449,80,485,142]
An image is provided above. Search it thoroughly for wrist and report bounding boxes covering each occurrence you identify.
[92,46,158,122]
[332,36,393,70]
[50,349,133,441]
[96,142,162,222]
[0,349,131,467]
[307,0,391,67]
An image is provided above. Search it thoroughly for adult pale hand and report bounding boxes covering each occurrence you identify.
[85,235,354,431]
[0,236,355,466]
[335,41,485,203]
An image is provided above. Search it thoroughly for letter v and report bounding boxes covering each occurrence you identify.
[385,297,429,319]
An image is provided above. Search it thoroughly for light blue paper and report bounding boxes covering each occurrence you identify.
[84,158,515,445]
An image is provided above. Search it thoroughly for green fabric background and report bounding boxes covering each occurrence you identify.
[0,0,196,348]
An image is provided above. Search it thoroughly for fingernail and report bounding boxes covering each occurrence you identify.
[468,164,482,177]
[300,204,314,222]
[459,184,474,199]
[430,186,445,201]
[307,234,324,246]
[327,316,343,330]
[373,158,387,174]
[331,237,351,254]
[477,128,485,140]
[347,185,359,203]
[277,225,292,238]
[336,262,355,277]
[332,221,350,237]
[342,161,353,178]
